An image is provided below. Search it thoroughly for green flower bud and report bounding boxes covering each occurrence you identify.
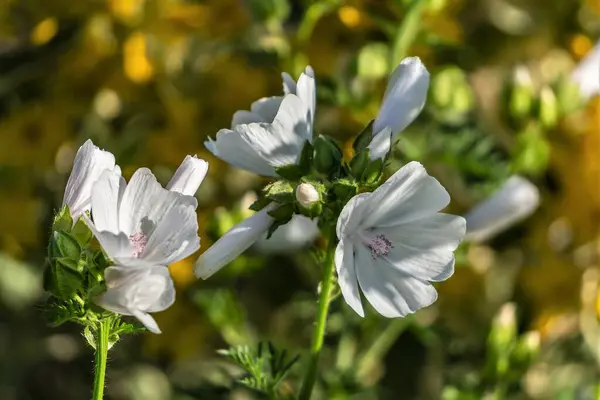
[313,135,342,175]
[507,65,535,125]
[511,330,541,368]
[513,123,550,176]
[430,66,474,126]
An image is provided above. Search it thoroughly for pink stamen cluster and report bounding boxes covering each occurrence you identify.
[129,232,148,258]
[368,234,393,259]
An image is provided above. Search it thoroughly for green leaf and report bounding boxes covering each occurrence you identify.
[71,218,93,246]
[275,164,304,180]
[263,180,295,204]
[55,257,83,273]
[349,149,370,179]
[353,120,374,154]
[83,325,96,350]
[43,264,60,297]
[54,231,81,260]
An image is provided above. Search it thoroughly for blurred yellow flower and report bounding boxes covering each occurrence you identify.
[338,5,363,29]
[109,0,145,24]
[168,257,196,289]
[570,34,593,60]
[124,32,154,83]
[31,18,58,46]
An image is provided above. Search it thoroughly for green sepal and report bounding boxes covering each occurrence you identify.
[249,196,271,212]
[267,203,295,221]
[263,180,295,204]
[298,140,314,174]
[53,263,84,299]
[353,120,374,154]
[55,257,83,273]
[71,217,93,247]
[275,164,304,181]
[349,148,370,179]
[52,205,73,233]
[298,201,322,219]
[363,158,384,183]
[266,219,291,240]
[332,178,358,202]
[84,325,96,350]
[313,135,342,175]
[54,230,82,260]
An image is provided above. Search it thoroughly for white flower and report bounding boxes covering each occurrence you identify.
[570,40,600,100]
[464,176,540,243]
[95,265,175,334]
[335,162,465,318]
[166,155,209,196]
[255,214,320,254]
[368,58,430,160]
[205,66,316,177]
[295,183,320,208]
[85,167,201,267]
[62,139,118,221]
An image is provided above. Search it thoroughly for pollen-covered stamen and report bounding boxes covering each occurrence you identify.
[367,234,394,259]
[129,232,148,258]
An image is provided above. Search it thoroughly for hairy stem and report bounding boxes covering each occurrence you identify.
[92,319,110,400]
[299,232,338,400]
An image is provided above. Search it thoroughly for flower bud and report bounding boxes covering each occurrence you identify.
[507,65,535,124]
[537,86,559,129]
[489,302,517,353]
[296,183,320,208]
[313,136,342,174]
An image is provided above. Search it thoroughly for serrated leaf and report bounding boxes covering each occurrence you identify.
[353,120,374,153]
[263,180,295,204]
[275,164,304,180]
[52,206,73,233]
[54,231,81,260]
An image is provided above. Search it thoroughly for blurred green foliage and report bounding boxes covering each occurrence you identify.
[0,0,599,399]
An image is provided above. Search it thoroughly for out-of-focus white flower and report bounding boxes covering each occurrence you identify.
[368,58,430,160]
[295,183,320,208]
[96,265,175,334]
[335,162,465,317]
[570,40,600,100]
[255,214,320,254]
[195,204,277,279]
[166,155,209,196]
[85,167,201,267]
[465,176,540,243]
[62,139,118,221]
[205,66,315,177]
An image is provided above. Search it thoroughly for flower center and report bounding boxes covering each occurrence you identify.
[129,232,148,258]
[367,234,394,259]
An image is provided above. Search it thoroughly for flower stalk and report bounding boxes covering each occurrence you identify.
[299,229,338,400]
[92,319,110,400]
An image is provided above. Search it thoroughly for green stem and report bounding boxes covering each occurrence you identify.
[299,232,338,400]
[92,319,110,400]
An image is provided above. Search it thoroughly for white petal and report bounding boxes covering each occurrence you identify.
[238,94,308,168]
[84,216,135,262]
[195,204,276,279]
[367,127,392,161]
[355,245,437,318]
[336,193,372,239]
[250,96,284,123]
[118,168,197,237]
[335,240,364,317]
[255,215,319,254]
[361,162,450,229]
[132,310,162,334]
[465,176,540,243]
[375,213,465,281]
[282,72,297,94]
[91,169,126,233]
[232,110,267,126]
[295,68,316,141]
[166,155,209,197]
[570,40,600,100]
[142,204,200,265]
[205,130,277,177]
[373,57,429,137]
[62,140,116,220]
